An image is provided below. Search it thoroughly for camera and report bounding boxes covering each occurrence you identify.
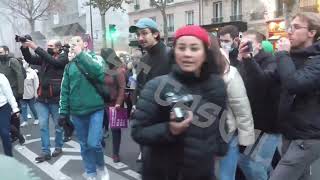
[165,92,193,122]
[15,35,32,43]
[60,44,70,53]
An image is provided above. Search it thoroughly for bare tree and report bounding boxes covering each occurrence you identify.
[86,0,124,48]
[150,0,169,44]
[283,0,300,26]
[1,0,63,33]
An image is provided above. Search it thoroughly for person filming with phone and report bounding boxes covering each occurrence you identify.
[236,30,281,180]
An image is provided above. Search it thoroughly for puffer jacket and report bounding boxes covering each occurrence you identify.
[276,41,320,140]
[223,66,255,146]
[131,66,227,180]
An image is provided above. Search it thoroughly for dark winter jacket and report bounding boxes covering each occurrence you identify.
[229,48,241,69]
[131,66,227,180]
[276,42,320,140]
[21,47,68,104]
[239,50,281,133]
[0,54,25,99]
[135,41,171,99]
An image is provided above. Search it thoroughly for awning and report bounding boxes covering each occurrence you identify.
[52,23,85,36]
[202,21,248,33]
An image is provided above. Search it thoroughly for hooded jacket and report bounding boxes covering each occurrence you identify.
[0,54,25,99]
[131,66,227,180]
[276,41,320,140]
[239,50,281,133]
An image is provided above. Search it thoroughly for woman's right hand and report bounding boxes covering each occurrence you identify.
[169,111,193,135]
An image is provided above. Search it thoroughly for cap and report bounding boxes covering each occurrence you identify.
[129,18,158,33]
[174,25,211,47]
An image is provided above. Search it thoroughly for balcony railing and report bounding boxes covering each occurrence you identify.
[212,17,223,23]
[250,12,265,21]
[230,15,242,21]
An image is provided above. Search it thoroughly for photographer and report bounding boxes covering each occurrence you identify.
[237,30,281,180]
[20,38,68,163]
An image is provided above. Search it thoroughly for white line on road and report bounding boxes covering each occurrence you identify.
[123,169,142,180]
[14,145,72,180]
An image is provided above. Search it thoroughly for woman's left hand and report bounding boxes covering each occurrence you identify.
[115,104,120,108]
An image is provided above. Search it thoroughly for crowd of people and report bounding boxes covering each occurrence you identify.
[0,11,319,180]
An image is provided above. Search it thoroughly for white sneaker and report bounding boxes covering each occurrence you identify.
[86,177,97,180]
[27,114,32,119]
[20,122,28,127]
[97,167,110,180]
[33,120,39,125]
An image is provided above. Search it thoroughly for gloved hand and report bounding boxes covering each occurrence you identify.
[58,115,68,127]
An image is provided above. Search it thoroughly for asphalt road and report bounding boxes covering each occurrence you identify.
[0,117,320,180]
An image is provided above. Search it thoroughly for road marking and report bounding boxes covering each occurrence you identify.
[14,145,71,180]
[123,169,142,180]
[15,138,141,179]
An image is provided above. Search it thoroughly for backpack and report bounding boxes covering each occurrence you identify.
[75,61,111,103]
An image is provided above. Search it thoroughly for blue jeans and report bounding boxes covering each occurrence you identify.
[37,102,63,154]
[20,98,38,122]
[219,136,239,180]
[71,109,105,177]
[0,103,13,156]
[238,133,281,180]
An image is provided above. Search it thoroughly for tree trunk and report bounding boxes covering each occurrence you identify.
[29,19,35,33]
[101,13,107,48]
[284,0,300,27]
[161,9,168,45]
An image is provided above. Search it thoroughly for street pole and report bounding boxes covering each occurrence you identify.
[111,38,114,49]
[89,0,94,49]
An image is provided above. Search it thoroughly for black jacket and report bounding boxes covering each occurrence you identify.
[135,41,171,97]
[229,48,241,69]
[239,51,281,133]
[21,47,68,104]
[131,66,227,180]
[276,42,320,140]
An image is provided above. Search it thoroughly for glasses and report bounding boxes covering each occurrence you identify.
[286,24,308,32]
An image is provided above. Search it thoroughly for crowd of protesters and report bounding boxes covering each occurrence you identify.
[0,11,319,180]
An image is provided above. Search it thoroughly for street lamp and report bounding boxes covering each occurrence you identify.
[89,0,94,49]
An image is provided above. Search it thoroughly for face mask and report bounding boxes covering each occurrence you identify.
[47,48,55,55]
[221,42,234,52]
[0,54,7,61]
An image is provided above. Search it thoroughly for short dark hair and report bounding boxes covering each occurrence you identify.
[0,45,9,53]
[243,30,265,43]
[218,25,239,39]
[150,28,161,41]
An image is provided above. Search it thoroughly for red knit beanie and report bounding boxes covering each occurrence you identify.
[174,25,211,47]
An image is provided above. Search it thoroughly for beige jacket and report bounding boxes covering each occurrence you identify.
[223,66,255,146]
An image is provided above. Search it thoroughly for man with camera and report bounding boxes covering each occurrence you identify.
[269,12,320,180]
[20,37,68,163]
[237,30,281,180]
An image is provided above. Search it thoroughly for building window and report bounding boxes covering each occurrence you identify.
[167,14,174,32]
[231,0,242,16]
[167,0,174,3]
[185,11,194,25]
[150,16,156,22]
[134,0,140,10]
[212,1,223,23]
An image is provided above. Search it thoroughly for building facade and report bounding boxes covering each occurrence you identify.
[126,0,292,44]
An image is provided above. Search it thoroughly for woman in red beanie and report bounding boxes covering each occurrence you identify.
[131,25,228,180]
